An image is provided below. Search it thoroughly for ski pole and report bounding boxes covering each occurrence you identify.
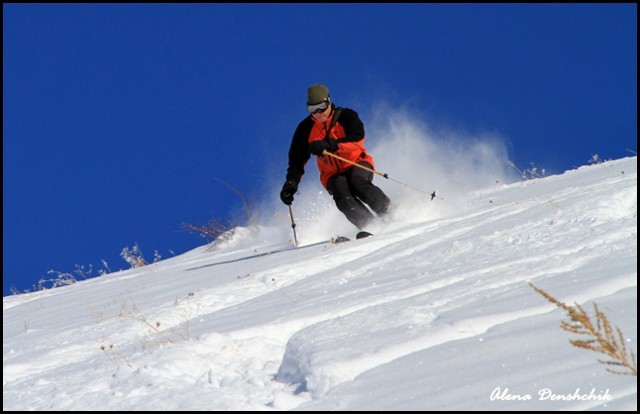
[322,150,440,199]
[287,204,299,247]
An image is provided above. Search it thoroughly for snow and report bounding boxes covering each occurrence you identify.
[3,156,637,411]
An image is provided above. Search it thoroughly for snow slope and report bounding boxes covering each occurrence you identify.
[3,157,637,411]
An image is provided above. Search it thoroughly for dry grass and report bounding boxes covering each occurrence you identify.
[181,178,257,243]
[530,283,636,376]
[182,215,237,242]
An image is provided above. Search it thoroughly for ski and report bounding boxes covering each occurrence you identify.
[187,233,372,271]
[331,236,351,243]
[188,236,349,271]
[331,231,373,243]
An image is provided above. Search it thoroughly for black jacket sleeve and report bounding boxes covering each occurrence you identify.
[335,108,365,144]
[285,118,313,184]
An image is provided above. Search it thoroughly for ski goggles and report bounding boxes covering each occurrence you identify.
[307,100,330,114]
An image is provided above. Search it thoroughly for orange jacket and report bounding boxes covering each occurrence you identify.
[285,106,374,188]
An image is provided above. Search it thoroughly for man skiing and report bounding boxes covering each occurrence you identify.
[279,83,391,231]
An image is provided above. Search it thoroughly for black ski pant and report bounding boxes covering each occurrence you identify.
[326,162,391,229]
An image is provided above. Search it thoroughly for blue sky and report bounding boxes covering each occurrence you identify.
[3,4,637,296]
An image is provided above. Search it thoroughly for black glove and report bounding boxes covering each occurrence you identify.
[309,138,339,156]
[279,179,298,205]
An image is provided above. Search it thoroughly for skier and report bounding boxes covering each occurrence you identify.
[279,83,391,231]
